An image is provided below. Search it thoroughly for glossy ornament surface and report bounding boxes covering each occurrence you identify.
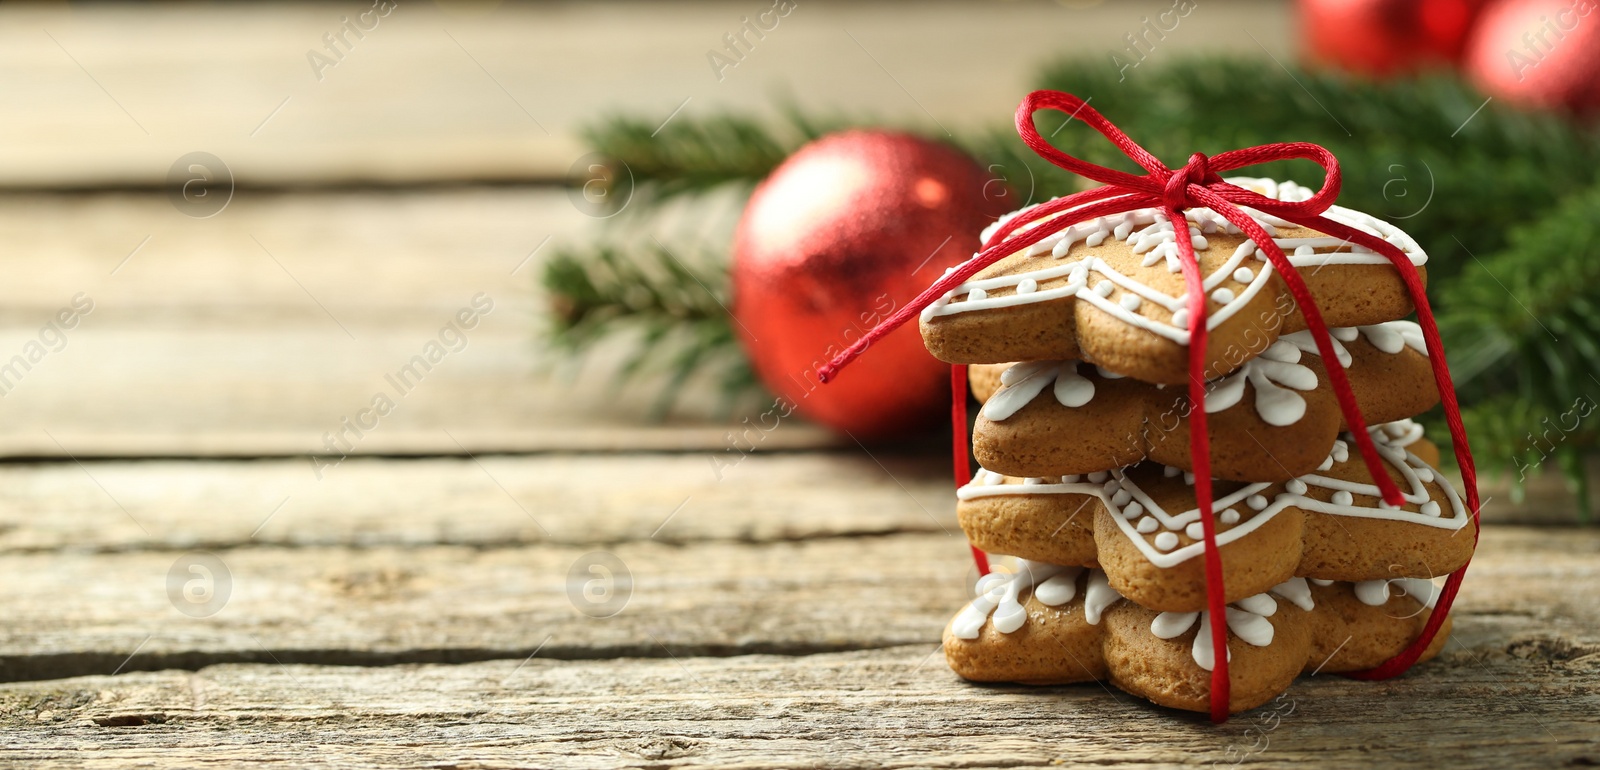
[731,131,1015,438]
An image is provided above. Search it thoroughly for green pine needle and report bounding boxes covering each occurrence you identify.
[541,242,756,418]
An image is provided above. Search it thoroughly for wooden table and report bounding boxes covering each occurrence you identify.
[0,2,1596,767]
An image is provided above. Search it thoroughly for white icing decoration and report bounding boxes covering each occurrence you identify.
[951,560,1081,640]
[956,429,1470,570]
[1225,606,1275,646]
[1391,577,1441,609]
[1136,516,1159,534]
[1192,613,1227,670]
[1279,328,1353,367]
[1120,293,1142,312]
[1158,596,1290,672]
[1034,570,1082,606]
[1220,509,1241,525]
[1083,570,1122,624]
[1354,579,1392,606]
[1354,577,1441,609]
[967,318,1418,436]
[925,178,1429,352]
[1193,319,1434,427]
[1269,577,1315,611]
[982,362,1096,420]
[955,569,1351,666]
[1234,593,1277,617]
[1359,321,1428,356]
[1151,611,1198,639]
[952,567,1159,638]
[1185,522,1204,540]
[1233,267,1254,283]
[1375,418,1426,448]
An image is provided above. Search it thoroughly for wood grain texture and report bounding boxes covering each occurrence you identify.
[0,453,952,553]
[0,533,966,683]
[0,642,1594,769]
[1,525,1594,685]
[0,1,1292,189]
[0,188,835,457]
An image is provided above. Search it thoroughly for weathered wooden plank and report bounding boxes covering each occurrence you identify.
[0,1,1292,188]
[0,453,1578,561]
[0,453,953,553]
[0,527,1594,686]
[0,533,966,683]
[0,188,840,456]
[0,642,1594,769]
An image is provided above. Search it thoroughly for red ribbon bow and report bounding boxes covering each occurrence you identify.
[818,90,1480,723]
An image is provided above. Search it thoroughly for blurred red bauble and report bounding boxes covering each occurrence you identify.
[731,131,1014,439]
[1301,0,1489,76]
[1464,0,1600,113]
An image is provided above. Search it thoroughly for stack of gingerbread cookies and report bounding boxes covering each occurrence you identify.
[922,178,1476,713]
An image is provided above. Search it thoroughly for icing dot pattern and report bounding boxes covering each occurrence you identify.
[958,426,1469,570]
[932,178,1429,351]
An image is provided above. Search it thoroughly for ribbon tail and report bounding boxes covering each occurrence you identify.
[1189,188,1404,507]
[817,194,1160,383]
[951,364,989,577]
[1167,204,1231,723]
[1293,215,1482,681]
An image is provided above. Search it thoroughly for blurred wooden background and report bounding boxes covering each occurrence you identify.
[0,1,1594,767]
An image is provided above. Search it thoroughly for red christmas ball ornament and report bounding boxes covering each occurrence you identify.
[1464,0,1600,113]
[1300,0,1490,76]
[731,131,1015,439]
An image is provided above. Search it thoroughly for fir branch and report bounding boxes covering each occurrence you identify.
[541,241,756,417]
[1029,57,1600,287]
[1436,180,1600,515]
[580,107,865,213]
[580,114,785,207]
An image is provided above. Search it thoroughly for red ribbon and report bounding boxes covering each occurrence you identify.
[951,365,991,578]
[818,91,1481,723]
